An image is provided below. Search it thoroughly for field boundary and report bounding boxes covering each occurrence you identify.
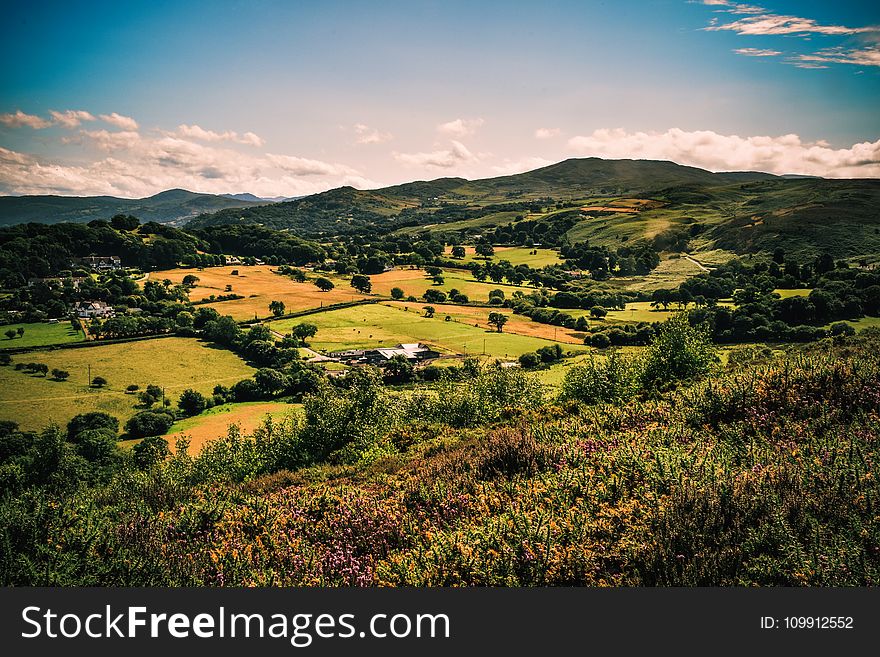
[0,331,179,355]
[240,298,380,325]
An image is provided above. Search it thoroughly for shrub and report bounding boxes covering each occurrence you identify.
[640,313,717,387]
[125,411,175,438]
[132,436,170,469]
[560,352,641,404]
[178,389,207,416]
[67,412,119,441]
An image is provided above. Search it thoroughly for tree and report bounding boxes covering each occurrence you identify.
[132,435,170,469]
[125,411,175,438]
[423,289,447,304]
[182,274,200,287]
[518,352,540,368]
[423,306,436,318]
[16,327,24,338]
[390,287,405,300]
[475,243,495,258]
[589,306,608,319]
[291,322,318,342]
[315,277,335,292]
[4,329,15,340]
[178,389,207,416]
[67,412,119,441]
[488,312,509,332]
[451,245,466,259]
[351,274,372,294]
[51,369,69,381]
[110,213,140,231]
[432,274,445,286]
[91,376,108,388]
[383,354,414,383]
[269,300,286,316]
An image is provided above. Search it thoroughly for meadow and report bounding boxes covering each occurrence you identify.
[0,321,85,348]
[0,337,255,431]
[392,301,585,343]
[367,267,536,303]
[162,401,300,454]
[156,265,367,320]
[442,245,563,267]
[270,302,576,358]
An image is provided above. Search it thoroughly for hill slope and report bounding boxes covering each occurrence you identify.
[0,188,267,226]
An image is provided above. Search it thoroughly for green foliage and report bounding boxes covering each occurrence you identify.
[178,389,207,416]
[125,411,175,438]
[640,313,717,387]
[67,412,118,441]
[560,352,642,404]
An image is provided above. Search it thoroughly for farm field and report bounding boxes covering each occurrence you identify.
[0,337,256,431]
[392,301,585,343]
[0,321,85,348]
[155,265,367,320]
[163,401,300,455]
[368,267,536,303]
[609,255,708,293]
[442,245,563,267]
[269,302,577,358]
[774,288,812,298]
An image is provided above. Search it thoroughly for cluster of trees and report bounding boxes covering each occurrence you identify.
[559,242,660,279]
[518,344,564,368]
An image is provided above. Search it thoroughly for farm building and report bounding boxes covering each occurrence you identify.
[328,343,439,365]
[74,255,122,271]
[74,301,115,319]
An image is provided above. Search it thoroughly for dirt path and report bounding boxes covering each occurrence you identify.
[683,255,711,272]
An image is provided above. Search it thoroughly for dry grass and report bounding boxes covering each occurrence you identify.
[155,265,367,320]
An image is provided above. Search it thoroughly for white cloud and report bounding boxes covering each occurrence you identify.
[78,130,142,151]
[491,157,555,175]
[733,47,781,57]
[353,123,393,144]
[567,127,880,178]
[535,127,561,139]
[0,125,373,198]
[393,140,479,169]
[437,118,484,138]
[99,112,139,131]
[174,124,264,146]
[49,109,97,128]
[0,110,52,129]
[705,12,875,36]
[265,154,359,176]
[793,46,880,68]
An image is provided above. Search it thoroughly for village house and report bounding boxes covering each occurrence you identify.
[74,301,115,319]
[74,255,122,272]
[28,276,90,289]
[328,343,440,365]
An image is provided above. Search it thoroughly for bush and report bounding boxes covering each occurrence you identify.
[560,352,641,404]
[589,332,611,349]
[132,435,170,469]
[640,313,717,387]
[177,389,207,416]
[125,411,175,438]
[67,412,119,441]
[518,352,540,368]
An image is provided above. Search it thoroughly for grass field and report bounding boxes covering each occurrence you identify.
[156,265,367,320]
[164,401,300,454]
[774,288,812,298]
[0,321,85,349]
[608,255,708,293]
[0,338,256,432]
[368,267,536,303]
[392,301,585,343]
[269,302,579,358]
[442,245,563,267]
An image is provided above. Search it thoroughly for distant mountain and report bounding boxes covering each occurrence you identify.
[0,188,267,226]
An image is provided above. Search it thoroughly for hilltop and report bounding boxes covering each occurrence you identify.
[186,157,880,259]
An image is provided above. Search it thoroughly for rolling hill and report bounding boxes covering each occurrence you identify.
[185,157,880,259]
[0,188,267,226]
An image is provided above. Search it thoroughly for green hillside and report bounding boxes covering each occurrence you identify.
[0,188,265,226]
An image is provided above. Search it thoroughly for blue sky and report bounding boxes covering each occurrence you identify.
[1,0,878,197]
